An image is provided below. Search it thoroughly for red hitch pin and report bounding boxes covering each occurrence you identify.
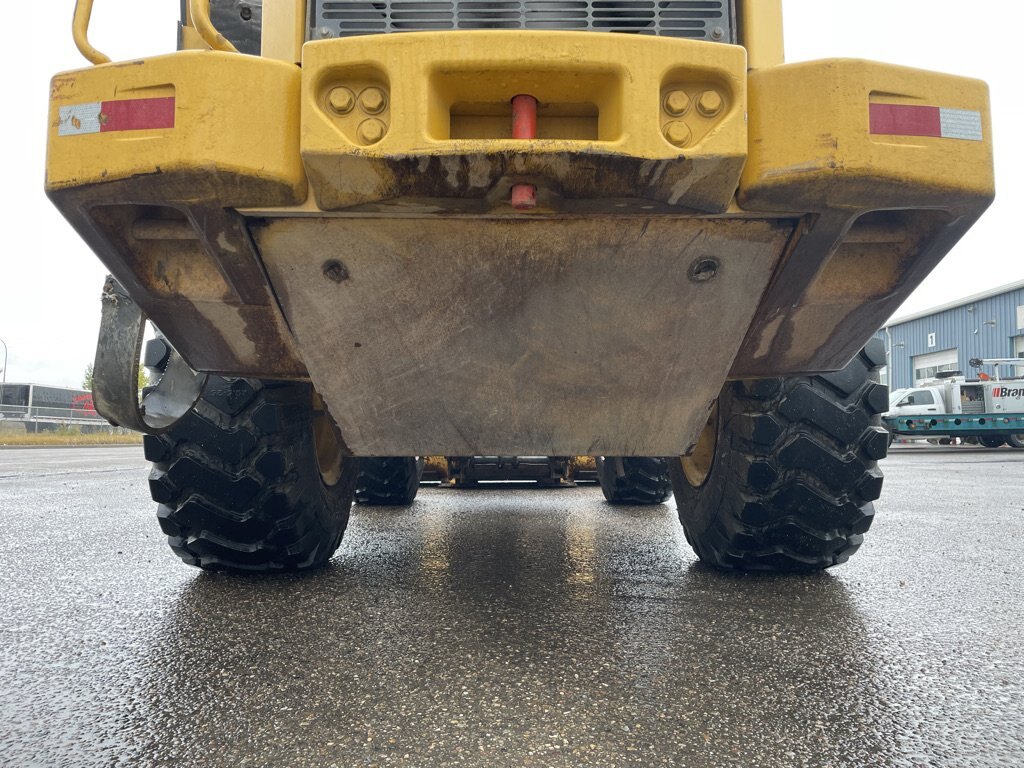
[511,94,537,210]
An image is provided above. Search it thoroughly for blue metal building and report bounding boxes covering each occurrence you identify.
[880,280,1024,390]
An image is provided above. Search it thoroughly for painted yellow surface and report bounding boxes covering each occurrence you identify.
[741,0,784,70]
[740,59,994,212]
[46,51,306,206]
[302,31,746,157]
[178,25,209,51]
[262,0,306,64]
[299,31,748,211]
[44,9,997,394]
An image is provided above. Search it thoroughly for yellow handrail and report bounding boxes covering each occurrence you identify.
[72,0,111,65]
[189,0,239,53]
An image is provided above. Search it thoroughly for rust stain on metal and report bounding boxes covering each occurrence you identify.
[49,76,78,99]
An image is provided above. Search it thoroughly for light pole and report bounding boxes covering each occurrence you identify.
[0,336,6,408]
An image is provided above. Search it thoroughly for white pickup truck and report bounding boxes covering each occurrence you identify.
[885,360,1024,448]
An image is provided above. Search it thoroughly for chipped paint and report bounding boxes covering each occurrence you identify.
[216,231,240,254]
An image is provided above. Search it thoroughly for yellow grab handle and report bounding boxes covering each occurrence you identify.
[73,0,111,65]
[189,0,240,53]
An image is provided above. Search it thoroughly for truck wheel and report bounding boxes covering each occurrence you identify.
[669,340,889,572]
[979,436,1005,448]
[1008,434,1024,449]
[355,457,424,505]
[143,377,356,572]
[597,457,673,504]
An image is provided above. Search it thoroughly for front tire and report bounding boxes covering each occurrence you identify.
[669,340,889,572]
[597,457,672,504]
[355,457,424,505]
[143,377,356,572]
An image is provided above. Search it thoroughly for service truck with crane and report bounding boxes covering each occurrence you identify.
[46,0,994,573]
[885,359,1024,449]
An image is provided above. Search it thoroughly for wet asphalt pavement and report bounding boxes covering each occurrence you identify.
[1,445,1022,767]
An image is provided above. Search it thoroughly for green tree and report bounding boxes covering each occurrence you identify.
[83,362,148,392]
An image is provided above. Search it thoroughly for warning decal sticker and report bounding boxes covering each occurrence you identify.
[58,97,175,136]
[869,103,982,141]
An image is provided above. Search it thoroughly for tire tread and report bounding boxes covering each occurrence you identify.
[148,376,355,572]
[355,457,424,505]
[671,342,886,572]
[598,457,673,504]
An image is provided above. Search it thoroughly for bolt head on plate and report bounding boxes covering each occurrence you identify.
[327,87,355,115]
[322,260,349,283]
[359,87,388,115]
[664,121,692,148]
[663,90,691,117]
[357,118,387,145]
[688,257,719,283]
[697,90,724,117]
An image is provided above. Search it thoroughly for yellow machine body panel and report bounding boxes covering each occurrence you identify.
[300,32,747,213]
[47,51,306,204]
[741,59,993,212]
[44,4,995,456]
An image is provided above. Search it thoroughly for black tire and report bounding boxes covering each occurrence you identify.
[669,340,889,572]
[355,457,424,505]
[597,457,673,504]
[1008,434,1024,449]
[979,436,1005,449]
[143,377,356,572]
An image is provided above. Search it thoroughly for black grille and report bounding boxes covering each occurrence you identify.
[309,0,733,40]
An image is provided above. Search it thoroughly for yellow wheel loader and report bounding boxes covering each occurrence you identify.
[48,0,993,571]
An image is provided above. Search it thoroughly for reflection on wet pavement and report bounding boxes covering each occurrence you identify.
[1,448,1022,766]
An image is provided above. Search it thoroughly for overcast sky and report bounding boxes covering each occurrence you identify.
[0,1,1019,387]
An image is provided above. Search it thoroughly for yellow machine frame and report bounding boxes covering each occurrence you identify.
[47,0,994,455]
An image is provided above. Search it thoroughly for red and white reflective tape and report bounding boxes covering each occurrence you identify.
[58,97,176,136]
[869,103,982,141]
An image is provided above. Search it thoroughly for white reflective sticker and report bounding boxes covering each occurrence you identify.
[58,103,102,136]
[939,108,983,141]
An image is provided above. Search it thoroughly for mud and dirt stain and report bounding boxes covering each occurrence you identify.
[308,150,743,215]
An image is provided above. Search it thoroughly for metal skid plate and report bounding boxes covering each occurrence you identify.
[254,216,793,456]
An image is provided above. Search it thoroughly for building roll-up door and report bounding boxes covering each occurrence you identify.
[913,348,959,385]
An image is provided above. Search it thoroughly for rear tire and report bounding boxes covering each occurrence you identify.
[597,457,672,504]
[1008,434,1024,449]
[979,436,1005,448]
[669,340,889,572]
[143,377,356,572]
[355,457,424,505]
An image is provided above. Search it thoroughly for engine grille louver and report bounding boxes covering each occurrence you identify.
[310,0,733,40]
